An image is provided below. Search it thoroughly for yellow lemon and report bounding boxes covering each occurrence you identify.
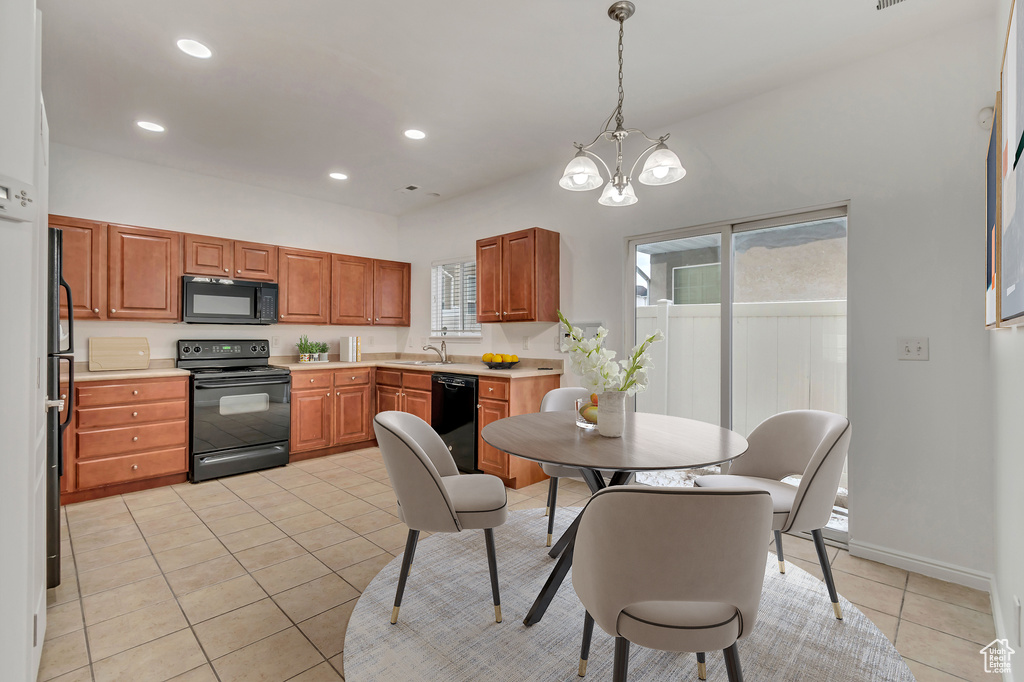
[502,354,513,362]
[510,354,519,362]
[482,353,494,362]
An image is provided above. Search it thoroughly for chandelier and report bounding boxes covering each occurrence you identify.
[558,1,685,206]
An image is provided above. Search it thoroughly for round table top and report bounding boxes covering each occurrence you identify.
[481,411,748,472]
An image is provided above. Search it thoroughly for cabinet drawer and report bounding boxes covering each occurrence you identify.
[77,400,187,429]
[292,371,332,389]
[77,420,188,459]
[333,368,371,387]
[402,371,432,391]
[76,379,187,408]
[376,369,402,387]
[479,378,509,401]
[77,447,188,489]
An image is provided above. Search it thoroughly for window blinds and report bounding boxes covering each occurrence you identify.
[430,259,481,336]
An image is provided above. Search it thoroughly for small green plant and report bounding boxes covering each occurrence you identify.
[296,335,317,355]
[316,342,330,355]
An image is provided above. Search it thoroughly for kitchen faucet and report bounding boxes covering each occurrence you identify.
[423,340,449,363]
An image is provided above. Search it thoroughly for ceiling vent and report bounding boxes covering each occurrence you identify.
[395,185,420,195]
[876,0,906,9]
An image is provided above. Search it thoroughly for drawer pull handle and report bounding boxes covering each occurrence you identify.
[132,436,138,442]
[351,376,356,380]
[132,411,138,417]
[488,387,493,392]
[131,464,138,470]
[310,378,315,383]
[132,390,139,395]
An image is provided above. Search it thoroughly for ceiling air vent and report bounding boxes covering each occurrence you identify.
[876,0,906,9]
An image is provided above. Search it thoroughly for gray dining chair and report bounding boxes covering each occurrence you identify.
[373,411,508,624]
[572,486,773,682]
[538,387,592,546]
[695,409,852,620]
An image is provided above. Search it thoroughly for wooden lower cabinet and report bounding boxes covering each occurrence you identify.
[376,384,401,414]
[63,376,190,503]
[290,369,375,455]
[373,370,431,422]
[477,398,510,477]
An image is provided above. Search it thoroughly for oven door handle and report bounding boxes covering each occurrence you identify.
[194,377,292,390]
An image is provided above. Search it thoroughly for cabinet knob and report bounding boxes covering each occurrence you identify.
[224,268,229,272]
[132,411,138,417]
[132,390,139,395]
[351,376,356,380]
[131,464,138,470]
[111,309,116,313]
[336,392,340,396]
[375,318,379,321]
[132,436,138,442]
[93,308,99,314]
[488,387,493,392]
[367,318,371,321]
[60,394,66,400]
[237,269,241,273]
[327,392,331,397]
[310,379,315,383]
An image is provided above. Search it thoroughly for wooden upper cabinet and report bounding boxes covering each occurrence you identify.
[476,236,502,323]
[477,227,559,323]
[107,224,181,320]
[184,234,232,277]
[373,259,411,326]
[279,247,330,324]
[331,254,374,325]
[51,215,106,320]
[234,241,278,281]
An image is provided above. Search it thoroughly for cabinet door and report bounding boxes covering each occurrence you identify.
[290,389,333,453]
[376,384,401,414]
[279,248,330,324]
[331,254,374,325]
[402,388,431,423]
[501,229,536,322]
[334,385,371,445]
[373,259,410,326]
[476,236,502,323]
[51,215,106,320]
[234,241,278,281]
[184,234,233,277]
[107,224,181,320]
[477,398,509,477]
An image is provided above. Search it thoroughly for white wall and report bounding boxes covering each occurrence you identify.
[398,19,997,583]
[49,144,404,359]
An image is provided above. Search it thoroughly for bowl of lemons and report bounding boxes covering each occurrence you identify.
[481,352,520,369]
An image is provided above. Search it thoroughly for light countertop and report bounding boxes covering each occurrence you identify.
[278,359,562,379]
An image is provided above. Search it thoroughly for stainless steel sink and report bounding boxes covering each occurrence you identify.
[391,360,448,366]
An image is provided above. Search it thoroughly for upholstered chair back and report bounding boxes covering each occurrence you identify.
[373,411,461,534]
[572,486,773,645]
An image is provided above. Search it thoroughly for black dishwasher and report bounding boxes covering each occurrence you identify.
[431,373,478,473]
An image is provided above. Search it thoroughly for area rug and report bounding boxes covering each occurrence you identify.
[344,509,913,681]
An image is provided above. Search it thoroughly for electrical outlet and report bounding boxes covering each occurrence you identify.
[271,336,280,349]
[897,337,929,361]
[522,335,529,351]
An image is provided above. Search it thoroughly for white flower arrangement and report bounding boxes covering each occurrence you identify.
[557,310,665,396]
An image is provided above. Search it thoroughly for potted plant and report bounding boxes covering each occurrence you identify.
[297,335,317,363]
[316,341,330,362]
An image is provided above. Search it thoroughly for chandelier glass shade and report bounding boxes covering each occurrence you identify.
[559,2,685,206]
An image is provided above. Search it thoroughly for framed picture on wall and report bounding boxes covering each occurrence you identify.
[988,92,1001,329]
[1001,0,1024,324]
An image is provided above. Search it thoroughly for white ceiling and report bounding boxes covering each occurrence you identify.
[39,0,996,216]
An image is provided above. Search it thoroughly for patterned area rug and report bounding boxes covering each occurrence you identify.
[344,509,913,681]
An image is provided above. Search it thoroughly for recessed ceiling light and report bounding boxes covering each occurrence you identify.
[329,172,348,181]
[136,121,165,132]
[176,38,212,59]
[404,129,426,140]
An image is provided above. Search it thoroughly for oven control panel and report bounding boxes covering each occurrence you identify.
[178,340,270,359]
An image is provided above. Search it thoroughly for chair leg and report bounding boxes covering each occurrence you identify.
[811,528,842,619]
[774,530,786,573]
[579,611,595,677]
[406,529,419,576]
[696,652,707,680]
[613,637,630,682]
[723,643,744,682]
[484,528,502,622]
[391,529,419,624]
[546,477,560,546]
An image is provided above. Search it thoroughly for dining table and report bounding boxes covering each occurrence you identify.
[480,409,749,626]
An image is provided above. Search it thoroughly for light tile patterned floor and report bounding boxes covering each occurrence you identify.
[39,449,997,682]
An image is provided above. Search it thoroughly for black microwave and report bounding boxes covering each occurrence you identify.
[182,276,278,325]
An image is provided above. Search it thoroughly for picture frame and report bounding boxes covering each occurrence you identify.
[987,92,1001,329]
[1000,0,1024,325]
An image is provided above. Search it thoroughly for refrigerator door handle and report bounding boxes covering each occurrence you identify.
[56,355,73,476]
[58,274,73,355]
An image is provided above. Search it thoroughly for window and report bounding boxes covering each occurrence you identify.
[430,258,481,337]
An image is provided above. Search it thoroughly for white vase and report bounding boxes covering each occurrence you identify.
[597,391,626,438]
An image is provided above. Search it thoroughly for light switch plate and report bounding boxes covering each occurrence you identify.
[897,337,929,361]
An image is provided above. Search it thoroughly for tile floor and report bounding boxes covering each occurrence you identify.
[39,448,996,682]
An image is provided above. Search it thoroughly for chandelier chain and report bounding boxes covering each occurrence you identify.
[616,18,625,129]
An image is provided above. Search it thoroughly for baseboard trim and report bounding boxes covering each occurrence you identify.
[848,539,993,593]
[989,580,1016,682]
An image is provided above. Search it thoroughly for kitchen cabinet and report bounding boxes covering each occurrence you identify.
[372,259,411,326]
[290,368,374,454]
[279,247,331,324]
[476,227,559,323]
[475,374,561,488]
[64,376,189,502]
[184,234,233,277]
[234,241,278,281]
[331,254,374,325]
[107,224,182,320]
[51,215,106,320]
[374,369,430,422]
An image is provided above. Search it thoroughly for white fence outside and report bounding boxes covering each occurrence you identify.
[636,299,847,437]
